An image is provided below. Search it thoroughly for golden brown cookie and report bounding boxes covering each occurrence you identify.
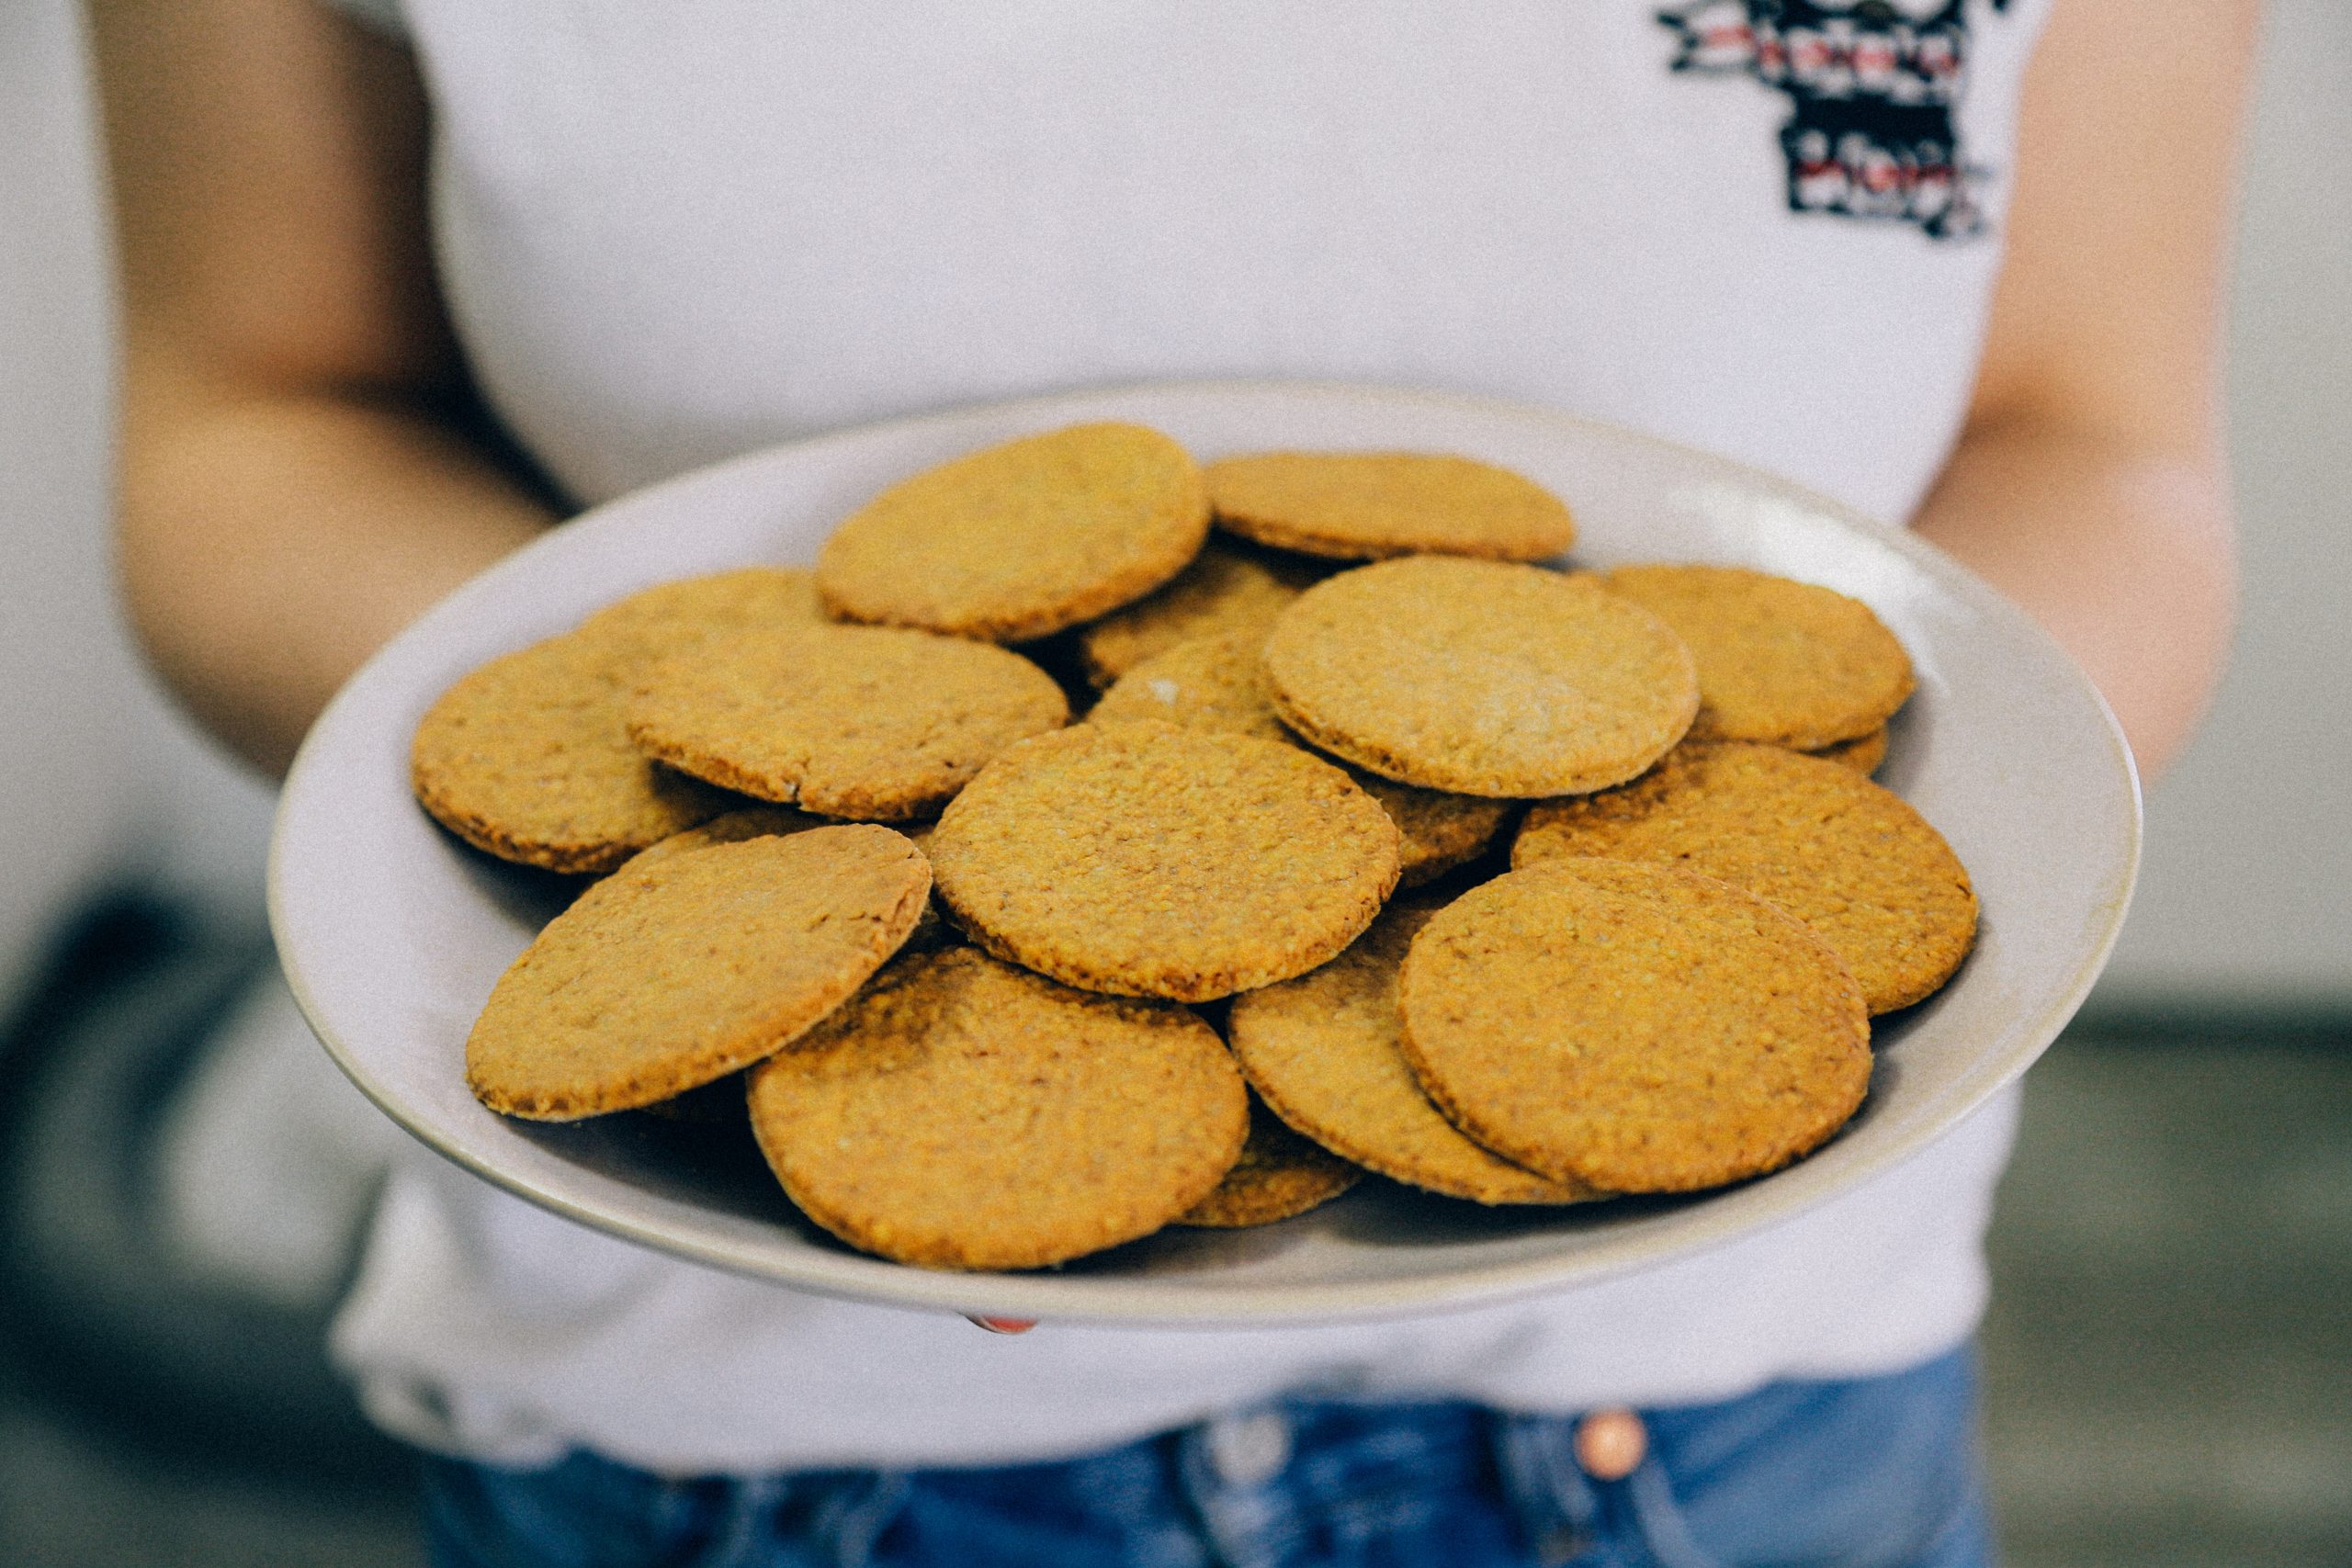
[747,947,1248,1270]
[1809,728,1888,774]
[1228,898,1599,1205]
[1603,564,1914,750]
[1205,451,1577,561]
[627,624,1069,820]
[1091,633,1514,886]
[626,805,829,869]
[413,632,730,874]
[926,721,1400,1001]
[575,567,829,660]
[1076,542,1318,689]
[1263,558,1700,797]
[817,423,1210,643]
[467,826,931,1120]
[1397,859,1871,1193]
[1513,741,1976,1013]
[1177,1094,1364,1228]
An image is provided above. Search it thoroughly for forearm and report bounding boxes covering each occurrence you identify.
[119,351,558,776]
[1913,414,2237,781]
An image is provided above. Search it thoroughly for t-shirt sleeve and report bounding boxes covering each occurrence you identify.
[315,0,407,39]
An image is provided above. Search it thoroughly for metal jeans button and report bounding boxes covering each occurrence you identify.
[1204,1409,1293,1489]
[1573,1408,1647,1482]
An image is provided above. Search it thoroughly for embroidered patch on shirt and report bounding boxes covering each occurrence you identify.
[1658,0,2012,240]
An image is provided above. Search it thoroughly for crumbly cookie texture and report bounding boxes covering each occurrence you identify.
[1514,741,1976,1013]
[1206,451,1577,561]
[575,567,830,660]
[817,423,1210,643]
[1177,1094,1364,1228]
[747,947,1248,1270]
[1227,898,1598,1205]
[1264,558,1700,797]
[627,623,1069,820]
[1091,631,1511,886]
[926,721,1399,1002]
[1397,859,1871,1193]
[412,631,729,874]
[1076,541,1320,688]
[1603,564,1914,750]
[466,827,931,1120]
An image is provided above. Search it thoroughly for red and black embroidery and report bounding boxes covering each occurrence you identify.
[1658,0,2012,240]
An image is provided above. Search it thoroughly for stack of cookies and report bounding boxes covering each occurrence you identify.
[413,423,1976,1272]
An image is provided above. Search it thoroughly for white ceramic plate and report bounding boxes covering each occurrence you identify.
[271,381,2139,1326]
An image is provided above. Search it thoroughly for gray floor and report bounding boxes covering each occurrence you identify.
[2,1026,2346,1567]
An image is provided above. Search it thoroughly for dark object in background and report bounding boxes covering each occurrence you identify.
[0,893,411,1495]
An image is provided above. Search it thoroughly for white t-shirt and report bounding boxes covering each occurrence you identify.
[329,0,2047,1472]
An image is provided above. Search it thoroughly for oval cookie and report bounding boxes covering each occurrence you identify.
[1513,741,1976,1013]
[413,632,729,874]
[1263,558,1700,797]
[628,624,1069,820]
[1178,1095,1364,1228]
[1076,541,1317,689]
[817,423,1210,643]
[1397,860,1871,1193]
[926,721,1399,1002]
[747,947,1248,1270]
[1227,899,1598,1206]
[1205,451,1577,561]
[1091,632,1513,886]
[1809,728,1888,774]
[575,567,829,660]
[467,826,932,1119]
[1604,564,1914,750]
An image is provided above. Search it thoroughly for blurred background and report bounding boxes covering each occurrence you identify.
[2,3,2346,1564]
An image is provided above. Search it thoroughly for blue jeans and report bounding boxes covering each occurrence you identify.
[423,1346,1989,1568]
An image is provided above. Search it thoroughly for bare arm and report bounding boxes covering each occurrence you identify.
[1915,0,2256,779]
[95,0,557,777]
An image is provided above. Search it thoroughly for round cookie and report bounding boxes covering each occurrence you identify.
[747,946,1248,1270]
[576,567,828,660]
[1091,633,1514,886]
[817,423,1211,643]
[1603,564,1915,750]
[628,624,1069,820]
[1397,859,1871,1193]
[467,826,931,1120]
[1076,542,1317,689]
[1263,558,1700,797]
[1227,899,1597,1206]
[1205,451,1577,561]
[1513,741,1976,1013]
[413,631,729,874]
[1809,727,1888,774]
[1177,1095,1364,1228]
[926,721,1399,1002]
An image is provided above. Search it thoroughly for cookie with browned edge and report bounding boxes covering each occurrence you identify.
[926,721,1399,1001]
[467,826,930,1119]
[1206,451,1577,561]
[413,632,729,874]
[1178,1094,1364,1228]
[628,624,1069,820]
[748,947,1247,1270]
[1091,632,1512,886]
[1264,558,1699,797]
[818,423,1210,642]
[1227,899,1598,1205]
[1397,859,1871,1193]
[1075,541,1319,689]
[1604,564,1914,750]
[1513,741,1975,1013]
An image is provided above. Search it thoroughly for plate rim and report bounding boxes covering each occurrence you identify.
[268,377,2143,1325]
